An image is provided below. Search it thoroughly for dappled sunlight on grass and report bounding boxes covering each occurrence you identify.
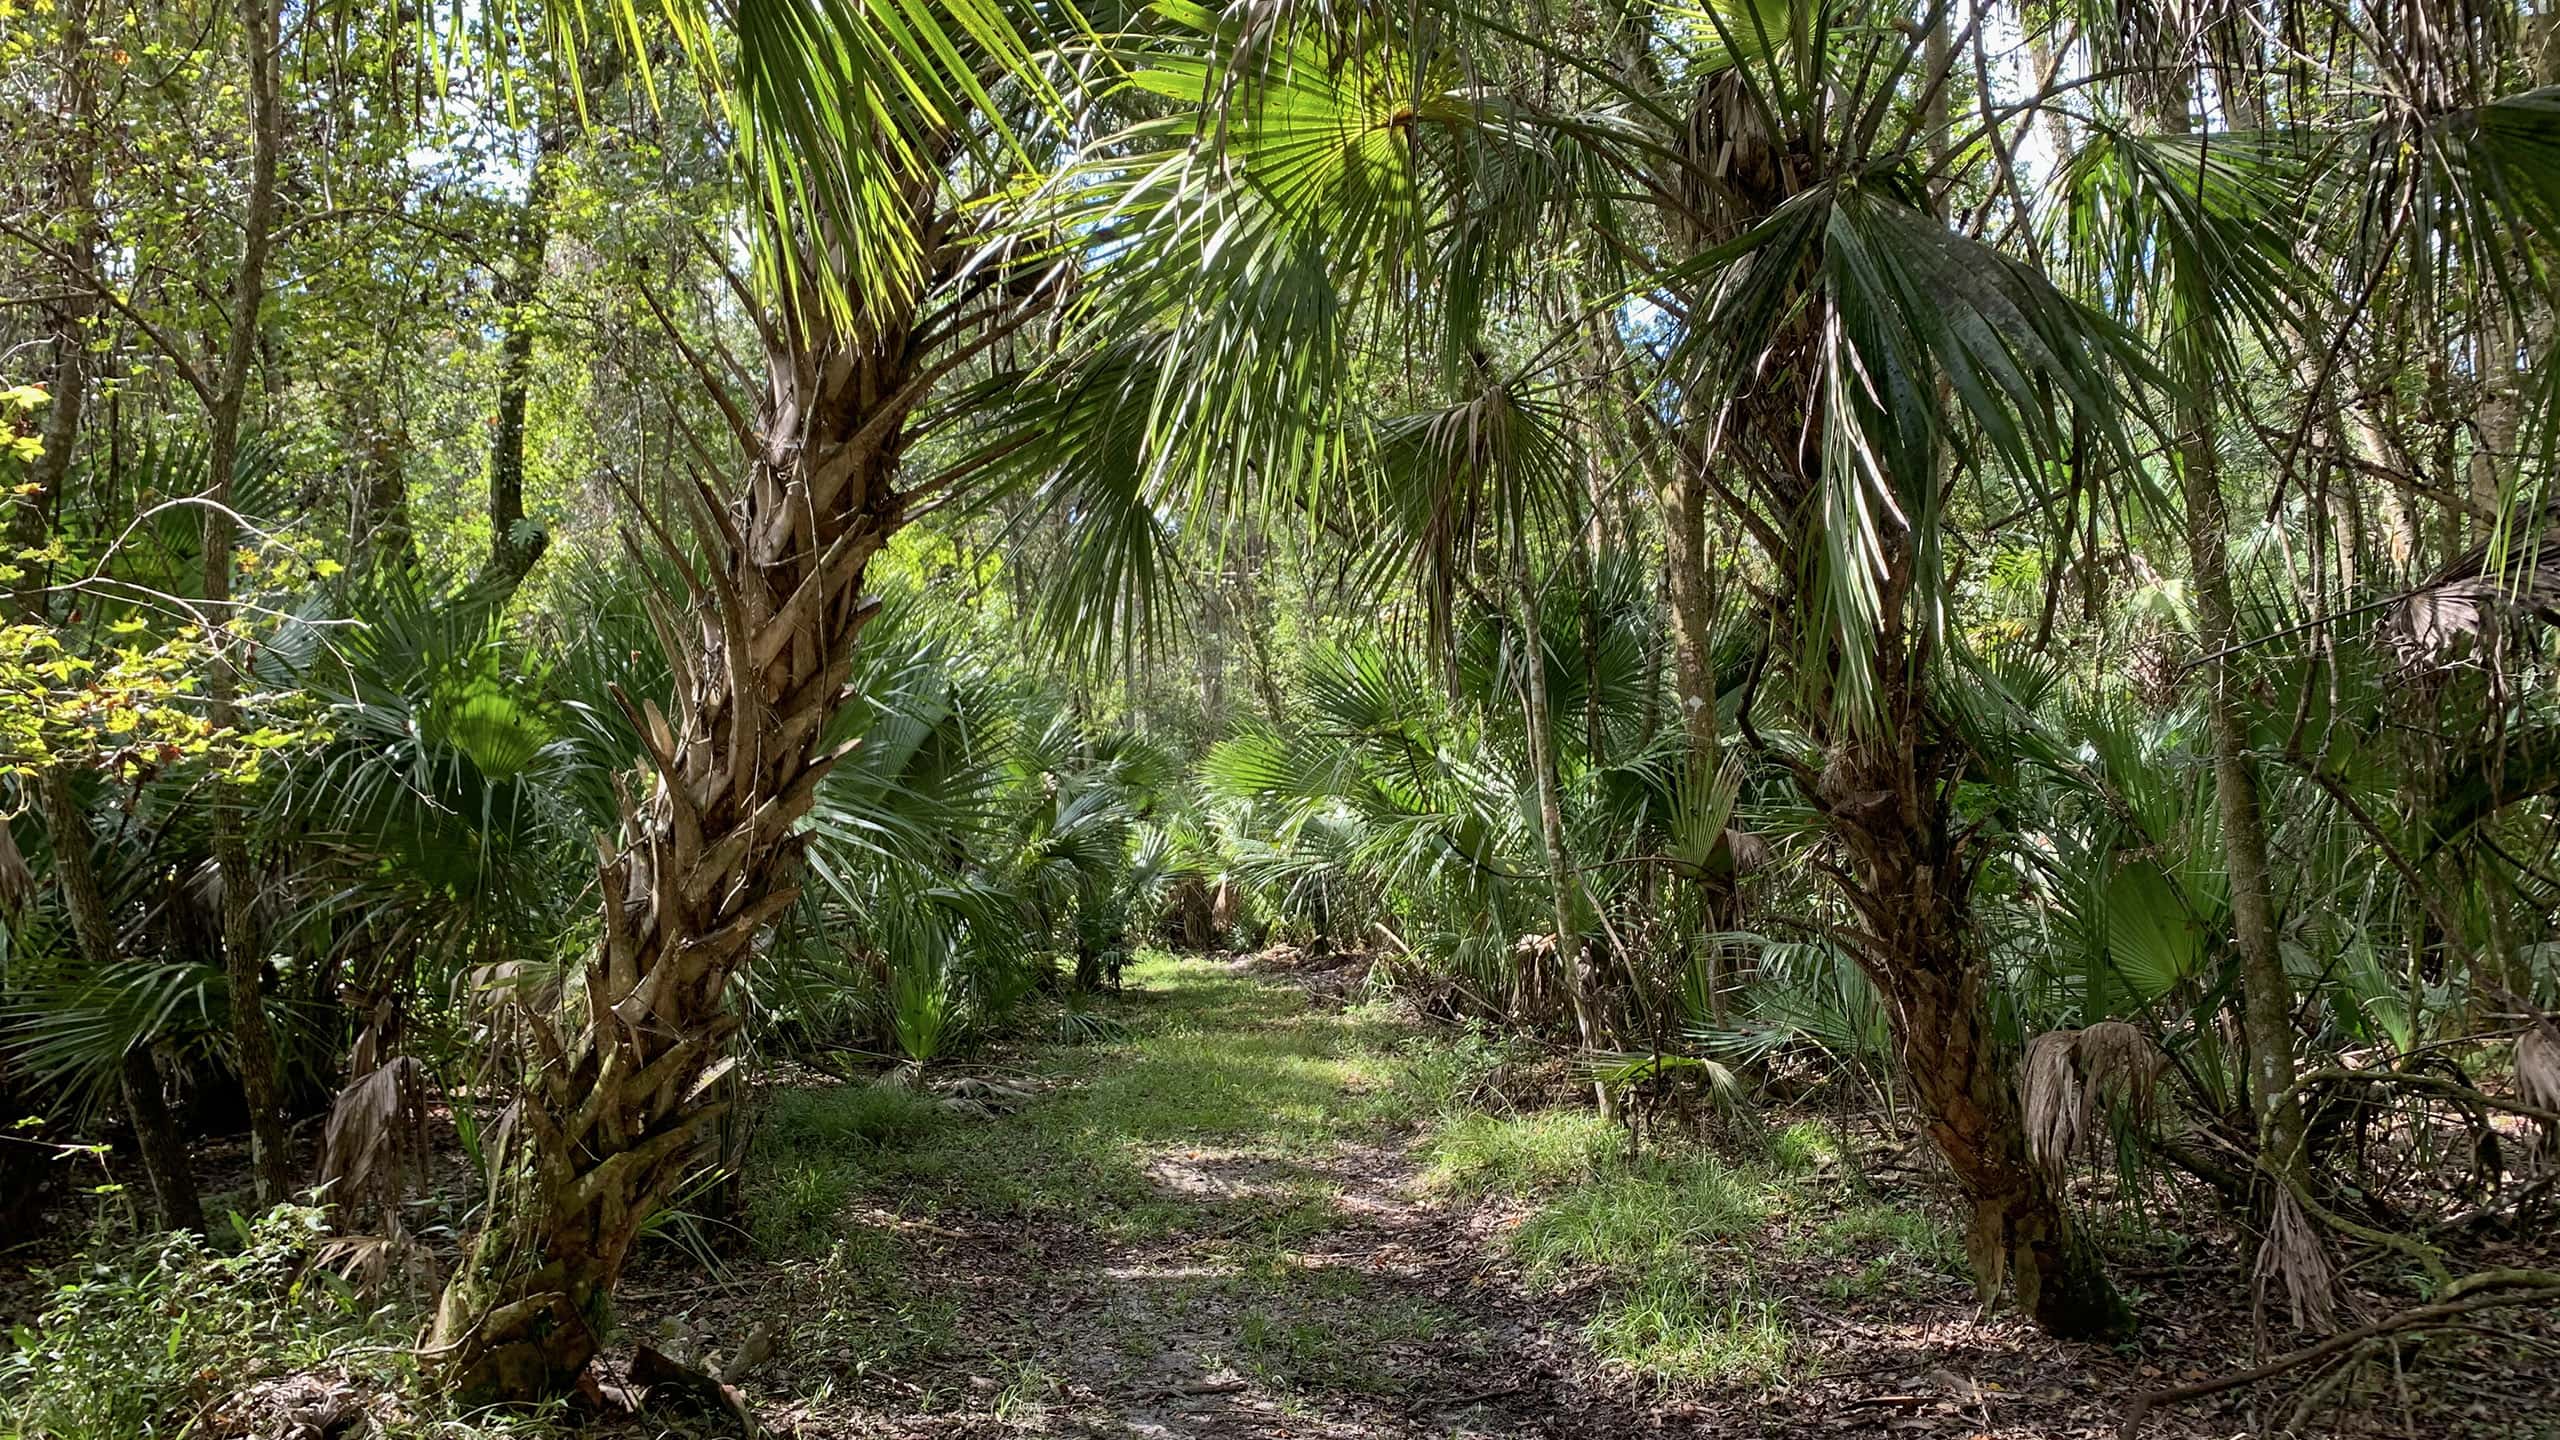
[741,951,1974,1408]
[782,953,1417,1242]
[1585,1276,1796,1388]
[1511,1153,1774,1281]
[1419,1109,1622,1196]
[1406,1085,1963,1393]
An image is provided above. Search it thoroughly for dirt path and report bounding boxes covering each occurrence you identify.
[665,955,2542,1440]
[692,955,1649,1438]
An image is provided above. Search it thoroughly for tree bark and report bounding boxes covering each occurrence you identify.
[202,0,294,1209]
[2179,424,2310,1174]
[1516,559,1615,1121]
[2145,87,2310,1185]
[1819,669,2128,1338]
[427,180,948,1402]
[483,50,625,590]
[43,773,207,1230]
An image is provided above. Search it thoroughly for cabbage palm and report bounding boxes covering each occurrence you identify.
[1046,0,2153,1333]
[420,0,1092,1400]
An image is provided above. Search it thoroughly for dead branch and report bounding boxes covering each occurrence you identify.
[2121,1273,2560,1438]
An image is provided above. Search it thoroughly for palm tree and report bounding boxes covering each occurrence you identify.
[419,2,1090,1400]
[1040,0,2164,1333]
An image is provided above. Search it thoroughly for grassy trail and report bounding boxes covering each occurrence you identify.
[715,952,1638,1437]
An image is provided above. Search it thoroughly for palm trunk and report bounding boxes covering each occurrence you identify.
[427,189,945,1402]
[1820,665,2126,1337]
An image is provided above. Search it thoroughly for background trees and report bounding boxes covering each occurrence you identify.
[3,0,2559,1420]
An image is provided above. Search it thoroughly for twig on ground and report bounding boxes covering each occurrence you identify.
[2121,1275,2560,1438]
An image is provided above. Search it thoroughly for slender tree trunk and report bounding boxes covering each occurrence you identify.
[1516,559,1615,1122]
[118,1046,204,1230]
[41,772,207,1231]
[483,52,623,589]
[2142,82,2309,1183]
[202,0,294,1209]
[2179,425,2310,1172]
[428,178,955,1401]
[345,342,417,571]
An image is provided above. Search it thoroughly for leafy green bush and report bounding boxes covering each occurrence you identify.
[1,1207,392,1440]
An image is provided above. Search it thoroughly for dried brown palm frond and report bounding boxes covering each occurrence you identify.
[1210,877,1241,937]
[2384,508,2560,669]
[1724,827,1773,877]
[2076,1020,2165,1130]
[2519,1025,2560,1111]
[315,988,434,1297]
[0,817,34,918]
[2022,1030,2085,1189]
[316,1054,430,1213]
[2253,1185,2340,1334]
[2519,1025,2560,1166]
[2021,1022,2169,1187]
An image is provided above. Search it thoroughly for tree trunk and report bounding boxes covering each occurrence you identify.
[427,186,944,1402]
[2179,425,2310,1176]
[345,370,417,571]
[202,0,294,1209]
[119,1044,205,1232]
[1516,561,1615,1121]
[40,773,206,1231]
[2142,83,2310,1184]
[483,50,624,590]
[1820,695,2128,1338]
[6,0,99,609]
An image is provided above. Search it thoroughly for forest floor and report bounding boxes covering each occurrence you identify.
[15,951,2555,1438]
[598,951,2532,1440]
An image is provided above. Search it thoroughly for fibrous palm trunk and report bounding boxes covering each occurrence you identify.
[1818,648,2126,1338]
[428,194,943,1402]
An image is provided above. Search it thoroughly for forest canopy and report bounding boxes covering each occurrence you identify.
[4,0,2560,1435]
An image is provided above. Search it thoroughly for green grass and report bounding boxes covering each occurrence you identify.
[766,1078,951,1152]
[748,1079,952,1253]
[830,953,1420,1242]
[749,954,1950,1403]
[1231,1264,1475,1397]
[0,1207,570,1440]
[1769,1120,1844,1175]
[1419,1109,1622,1196]
[1510,1152,1775,1281]
[1801,1200,1966,1285]
[1584,1277,1796,1388]
[1406,1094,1950,1393]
